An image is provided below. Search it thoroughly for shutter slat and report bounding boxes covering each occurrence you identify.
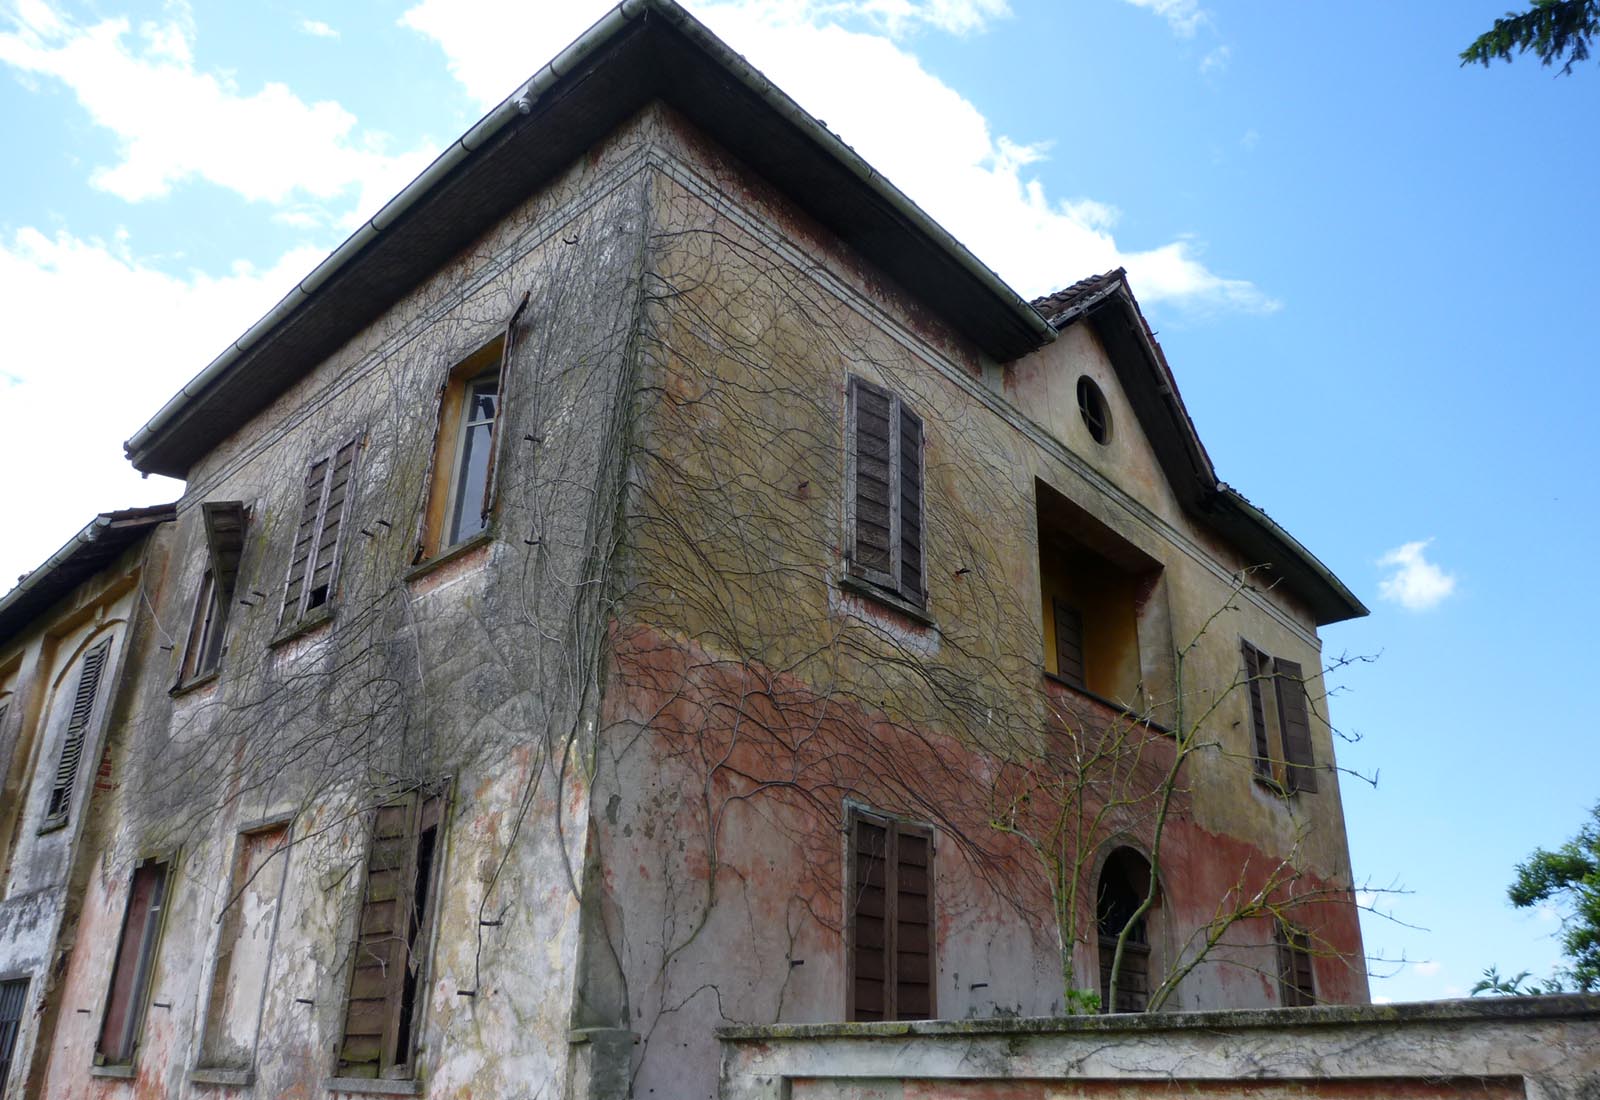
[1243,643,1273,777]
[46,638,111,819]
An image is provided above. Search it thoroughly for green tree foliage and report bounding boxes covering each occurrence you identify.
[1506,802,1600,992]
[1461,0,1599,74]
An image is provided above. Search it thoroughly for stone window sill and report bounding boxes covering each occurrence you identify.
[325,1077,423,1097]
[170,670,220,698]
[190,1067,254,1087]
[404,529,493,583]
[839,573,936,629]
[1041,671,1169,735]
[269,605,335,650]
[90,1063,136,1079]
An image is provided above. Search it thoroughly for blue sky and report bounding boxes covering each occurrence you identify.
[2,0,1596,1002]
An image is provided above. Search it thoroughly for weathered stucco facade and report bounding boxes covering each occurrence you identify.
[2,4,1391,1100]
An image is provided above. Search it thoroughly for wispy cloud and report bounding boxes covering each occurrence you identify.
[298,17,339,40]
[1378,539,1458,611]
[0,3,430,221]
[1120,0,1207,38]
[400,0,1272,312]
[1200,43,1229,75]
[1413,960,1442,977]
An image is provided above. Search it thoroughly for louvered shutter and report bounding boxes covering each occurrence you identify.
[307,439,359,610]
[0,978,27,1096]
[1242,643,1273,778]
[1274,921,1315,1006]
[1273,659,1318,793]
[849,816,888,1021]
[282,455,330,621]
[1054,600,1086,688]
[851,379,895,578]
[45,637,112,822]
[97,861,169,1064]
[893,825,933,1019]
[897,405,924,602]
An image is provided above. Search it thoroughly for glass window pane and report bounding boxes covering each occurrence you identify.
[447,377,498,545]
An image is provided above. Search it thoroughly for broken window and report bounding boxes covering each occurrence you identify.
[1274,919,1316,1006]
[1241,641,1318,794]
[41,636,113,829]
[281,438,360,626]
[1036,480,1162,709]
[180,502,247,683]
[197,823,290,1071]
[97,858,170,1066]
[846,376,925,607]
[1097,847,1153,1013]
[0,977,27,1095]
[847,807,935,1022]
[337,791,444,1080]
[417,340,505,561]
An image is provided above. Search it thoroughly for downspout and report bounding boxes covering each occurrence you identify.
[123,0,653,469]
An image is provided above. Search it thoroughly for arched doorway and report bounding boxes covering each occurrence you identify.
[1097,847,1153,1012]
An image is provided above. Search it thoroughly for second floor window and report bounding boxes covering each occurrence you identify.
[417,338,508,561]
[181,501,247,683]
[1241,641,1318,794]
[42,636,112,828]
[846,376,924,607]
[281,437,360,626]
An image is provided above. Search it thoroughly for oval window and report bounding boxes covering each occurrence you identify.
[1077,376,1112,445]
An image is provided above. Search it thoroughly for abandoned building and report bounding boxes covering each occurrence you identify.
[0,2,1438,1098]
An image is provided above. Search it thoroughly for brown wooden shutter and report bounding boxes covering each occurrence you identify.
[339,792,443,1079]
[893,824,934,1019]
[45,637,112,821]
[1054,600,1086,689]
[1274,920,1315,1006]
[201,501,247,599]
[897,405,924,602]
[851,379,895,578]
[283,455,330,621]
[307,439,359,611]
[97,860,169,1064]
[1242,642,1273,778]
[849,815,888,1021]
[1273,659,1318,793]
[849,812,936,1022]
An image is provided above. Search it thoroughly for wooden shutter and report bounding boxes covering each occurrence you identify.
[1242,643,1273,778]
[45,637,112,822]
[1053,600,1086,688]
[339,792,443,1079]
[97,860,169,1064]
[850,379,895,579]
[848,811,936,1022]
[893,824,934,1019]
[1273,659,1318,793]
[282,438,360,623]
[0,978,27,1096]
[897,404,924,602]
[1274,920,1315,1006]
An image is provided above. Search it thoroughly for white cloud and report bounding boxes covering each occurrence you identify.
[1377,539,1458,612]
[1413,960,1442,977]
[298,18,339,40]
[1120,0,1207,37]
[1200,43,1229,75]
[399,0,1272,311]
[0,3,432,222]
[0,227,326,590]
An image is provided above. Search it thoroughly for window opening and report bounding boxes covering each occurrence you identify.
[1077,376,1112,445]
[198,825,290,1070]
[97,859,170,1066]
[281,439,359,625]
[446,373,499,547]
[1241,641,1318,793]
[0,978,27,1096]
[1097,847,1153,1013]
[1274,919,1316,1006]
[848,808,934,1022]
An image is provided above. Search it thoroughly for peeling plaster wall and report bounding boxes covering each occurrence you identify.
[34,112,659,1100]
[580,106,1368,1100]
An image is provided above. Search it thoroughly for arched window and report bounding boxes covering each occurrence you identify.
[1097,847,1153,1012]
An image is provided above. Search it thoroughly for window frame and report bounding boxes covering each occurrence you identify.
[844,375,927,608]
[278,437,362,630]
[196,820,292,1073]
[1273,918,1317,1006]
[844,805,936,1023]
[95,857,173,1068]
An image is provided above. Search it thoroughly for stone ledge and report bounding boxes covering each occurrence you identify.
[716,994,1600,1041]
